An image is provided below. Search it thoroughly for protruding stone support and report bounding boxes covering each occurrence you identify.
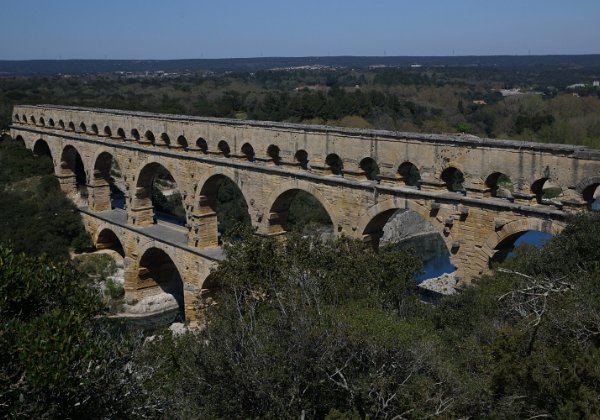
[128,186,154,226]
[560,188,587,213]
[88,181,111,212]
[56,173,77,196]
[512,191,537,206]
[188,211,219,249]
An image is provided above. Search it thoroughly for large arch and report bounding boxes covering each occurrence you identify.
[59,145,88,201]
[130,161,187,227]
[90,151,125,211]
[137,247,185,321]
[264,181,338,237]
[266,188,334,236]
[576,176,600,210]
[193,173,251,248]
[32,138,54,168]
[95,227,125,258]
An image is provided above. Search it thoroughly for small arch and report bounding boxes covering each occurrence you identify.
[60,145,88,201]
[79,122,87,133]
[38,117,45,126]
[30,115,36,125]
[196,137,208,153]
[267,144,281,165]
[218,140,231,157]
[398,162,421,187]
[359,157,380,181]
[490,230,554,267]
[295,150,309,169]
[14,114,20,122]
[485,172,514,199]
[96,228,125,258]
[14,135,26,147]
[138,247,185,321]
[144,130,155,144]
[22,114,27,123]
[325,153,343,175]
[131,129,140,141]
[91,124,99,135]
[160,133,171,146]
[104,126,112,137]
[441,167,465,193]
[176,135,188,148]
[58,120,65,129]
[117,128,126,140]
[68,121,75,131]
[531,178,563,204]
[241,143,255,161]
[48,118,55,127]
[581,182,600,210]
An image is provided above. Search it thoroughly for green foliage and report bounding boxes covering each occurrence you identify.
[72,253,117,281]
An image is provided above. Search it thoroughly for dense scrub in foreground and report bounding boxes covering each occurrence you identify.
[3,213,600,418]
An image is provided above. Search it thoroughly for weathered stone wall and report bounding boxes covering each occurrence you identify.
[11,104,600,320]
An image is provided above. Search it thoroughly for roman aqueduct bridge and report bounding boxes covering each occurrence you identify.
[10,104,600,322]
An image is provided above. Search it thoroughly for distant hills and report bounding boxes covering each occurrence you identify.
[1,55,600,76]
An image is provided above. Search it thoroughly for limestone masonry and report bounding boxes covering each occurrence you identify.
[10,104,600,322]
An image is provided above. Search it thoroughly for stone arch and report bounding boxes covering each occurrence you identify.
[136,246,185,321]
[143,130,155,144]
[48,118,55,127]
[485,172,514,199]
[90,151,125,212]
[295,149,309,169]
[193,172,251,248]
[58,119,65,129]
[14,114,20,123]
[356,198,452,251]
[67,121,75,131]
[159,133,170,146]
[59,144,88,201]
[267,144,281,165]
[30,115,36,125]
[531,177,563,203]
[217,140,231,157]
[481,218,565,269]
[13,135,25,148]
[103,125,112,137]
[397,161,421,187]
[441,166,465,193]
[116,128,126,140]
[359,157,380,181]
[38,117,45,126]
[131,129,140,141]
[196,137,208,153]
[325,153,343,175]
[22,114,27,123]
[33,138,53,162]
[130,161,187,227]
[176,135,188,149]
[241,143,255,161]
[79,122,87,133]
[95,228,125,258]
[263,180,339,237]
[91,124,99,135]
[576,176,600,209]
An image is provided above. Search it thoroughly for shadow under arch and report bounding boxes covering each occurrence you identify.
[137,247,185,321]
[33,138,53,160]
[59,144,88,202]
[194,173,251,247]
[95,227,125,258]
[91,151,125,211]
[267,188,333,236]
[132,161,187,227]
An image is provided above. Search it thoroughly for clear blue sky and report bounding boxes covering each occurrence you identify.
[1,0,599,59]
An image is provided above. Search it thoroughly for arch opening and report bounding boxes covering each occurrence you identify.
[325,153,343,175]
[104,126,112,137]
[14,114,20,123]
[485,172,514,199]
[196,137,208,153]
[58,120,65,129]
[22,114,27,123]
[79,122,87,133]
[33,139,53,164]
[138,248,185,321]
[295,150,309,169]
[362,208,454,283]
[241,143,255,161]
[38,117,45,126]
[48,118,55,127]
[359,157,380,181]
[14,135,26,148]
[60,145,87,203]
[268,189,333,237]
[196,175,251,247]
[217,140,231,157]
[267,144,281,165]
[160,133,170,146]
[96,228,125,258]
[490,230,554,267]
[117,128,126,140]
[582,183,600,211]
[92,152,125,211]
[398,162,421,187]
[441,167,465,193]
[30,116,36,125]
[176,135,188,149]
[531,178,563,204]
[131,129,140,141]
[67,121,75,131]
[91,124,99,135]
[133,163,186,227]
[144,130,155,144]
